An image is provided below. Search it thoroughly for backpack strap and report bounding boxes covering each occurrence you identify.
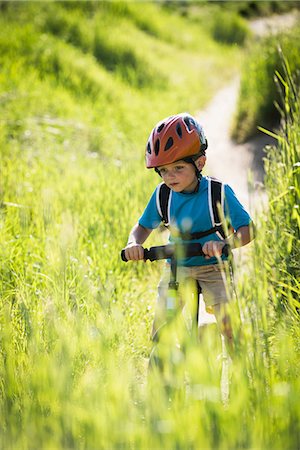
[156,182,172,226]
[208,177,226,240]
[156,179,227,239]
[183,177,228,240]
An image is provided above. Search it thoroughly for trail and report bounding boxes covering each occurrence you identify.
[197,77,272,214]
[249,10,298,37]
[195,12,297,327]
[196,10,299,214]
[195,79,271,326]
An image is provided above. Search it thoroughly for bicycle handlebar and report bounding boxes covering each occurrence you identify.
[121,242,230,262]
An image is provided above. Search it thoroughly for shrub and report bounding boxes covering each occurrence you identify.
[261,59,300,312]
[210,9,250,45]
[232,26,300,142]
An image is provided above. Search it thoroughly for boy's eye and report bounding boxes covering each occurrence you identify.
[159,165,185,175]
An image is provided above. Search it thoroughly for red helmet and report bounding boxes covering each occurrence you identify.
[145,113,207,169]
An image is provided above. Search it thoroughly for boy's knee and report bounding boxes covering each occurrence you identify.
[213,305,233,336]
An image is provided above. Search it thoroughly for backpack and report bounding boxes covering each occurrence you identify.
[156,177,231,240]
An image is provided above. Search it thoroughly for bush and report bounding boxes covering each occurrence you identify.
[210,9,250,45]
[232,26,300,142]
[205,1,300,18]
[262,60,300,311]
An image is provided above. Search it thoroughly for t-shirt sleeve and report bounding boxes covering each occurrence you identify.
[224,184,252,231]
[138,187,162,229]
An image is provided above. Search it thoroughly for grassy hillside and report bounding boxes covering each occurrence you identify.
[0,2,244,448]
[0,1,241,141]
[1,2,299,449]
[0,1,241,325]
[232,25,300,142]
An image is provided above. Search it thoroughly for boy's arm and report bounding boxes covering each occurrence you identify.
[124,223,153,261]
[225,223,255,249]
[203,222,255,258]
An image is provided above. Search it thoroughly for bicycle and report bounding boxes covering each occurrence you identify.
[121,242,232,401]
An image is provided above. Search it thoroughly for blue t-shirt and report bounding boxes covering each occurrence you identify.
[139,176,252,266]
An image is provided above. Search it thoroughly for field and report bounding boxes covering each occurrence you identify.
[0,2,299,449]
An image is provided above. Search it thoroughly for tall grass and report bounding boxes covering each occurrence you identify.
[0,3,241,447]
[232,25,300,142]
[0,2,299,449]
[224,52,300,450]
[259,54,300,312]
[212,0,300,18]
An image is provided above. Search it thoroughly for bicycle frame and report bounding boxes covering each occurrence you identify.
[121,242,230,328]
[121,242,232,396]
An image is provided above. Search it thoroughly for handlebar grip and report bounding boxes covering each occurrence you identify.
[121,248,147,262]
[222,243,231,257]
[120,246,168,262]
[121,249,128,262]
[121,243,231,263]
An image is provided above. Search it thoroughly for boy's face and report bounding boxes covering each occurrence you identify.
[157,160,199,193]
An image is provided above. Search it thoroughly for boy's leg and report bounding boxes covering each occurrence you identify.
[149,265,190,373]
[212,303,234,355]
[192,264,234,404]
[192,263,235,353]
[151,267,169,341]
[151,265,190,341]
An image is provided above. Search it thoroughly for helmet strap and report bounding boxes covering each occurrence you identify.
[155,167,162,177]
[182,157,202,179]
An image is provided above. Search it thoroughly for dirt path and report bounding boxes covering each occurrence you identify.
[195,12,297,325]
[196,79,274,323]
[196,11,298,214]
[197,78,273,214]
[249,10,299,37]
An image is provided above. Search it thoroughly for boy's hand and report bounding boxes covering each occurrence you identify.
[124,244,145,261]
[202,241,225,259]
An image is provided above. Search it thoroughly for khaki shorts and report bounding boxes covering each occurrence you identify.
[152,263,234,339]
[157,262,233,308]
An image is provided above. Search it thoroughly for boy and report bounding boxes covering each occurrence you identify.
[124,113,254,351]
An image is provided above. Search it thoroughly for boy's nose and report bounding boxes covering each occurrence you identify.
[166,169,176,178]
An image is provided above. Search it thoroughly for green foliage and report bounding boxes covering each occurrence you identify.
[174,3,251,46]
[0,1,299,448]
[232,26,300,142]
[230,62,300,449]
[260,58,300,313]
[0,3,242,447]
[209,9,250,45]
[181,1,300,19]
[0,0,240,149]
[230,0,300,18]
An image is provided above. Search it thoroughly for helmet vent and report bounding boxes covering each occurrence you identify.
[164,137,173,151]
[183,116,192,131]
[157,123,165,133]
[147,142,151,154]
[176,124,182,138]
[154,139,160,155]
